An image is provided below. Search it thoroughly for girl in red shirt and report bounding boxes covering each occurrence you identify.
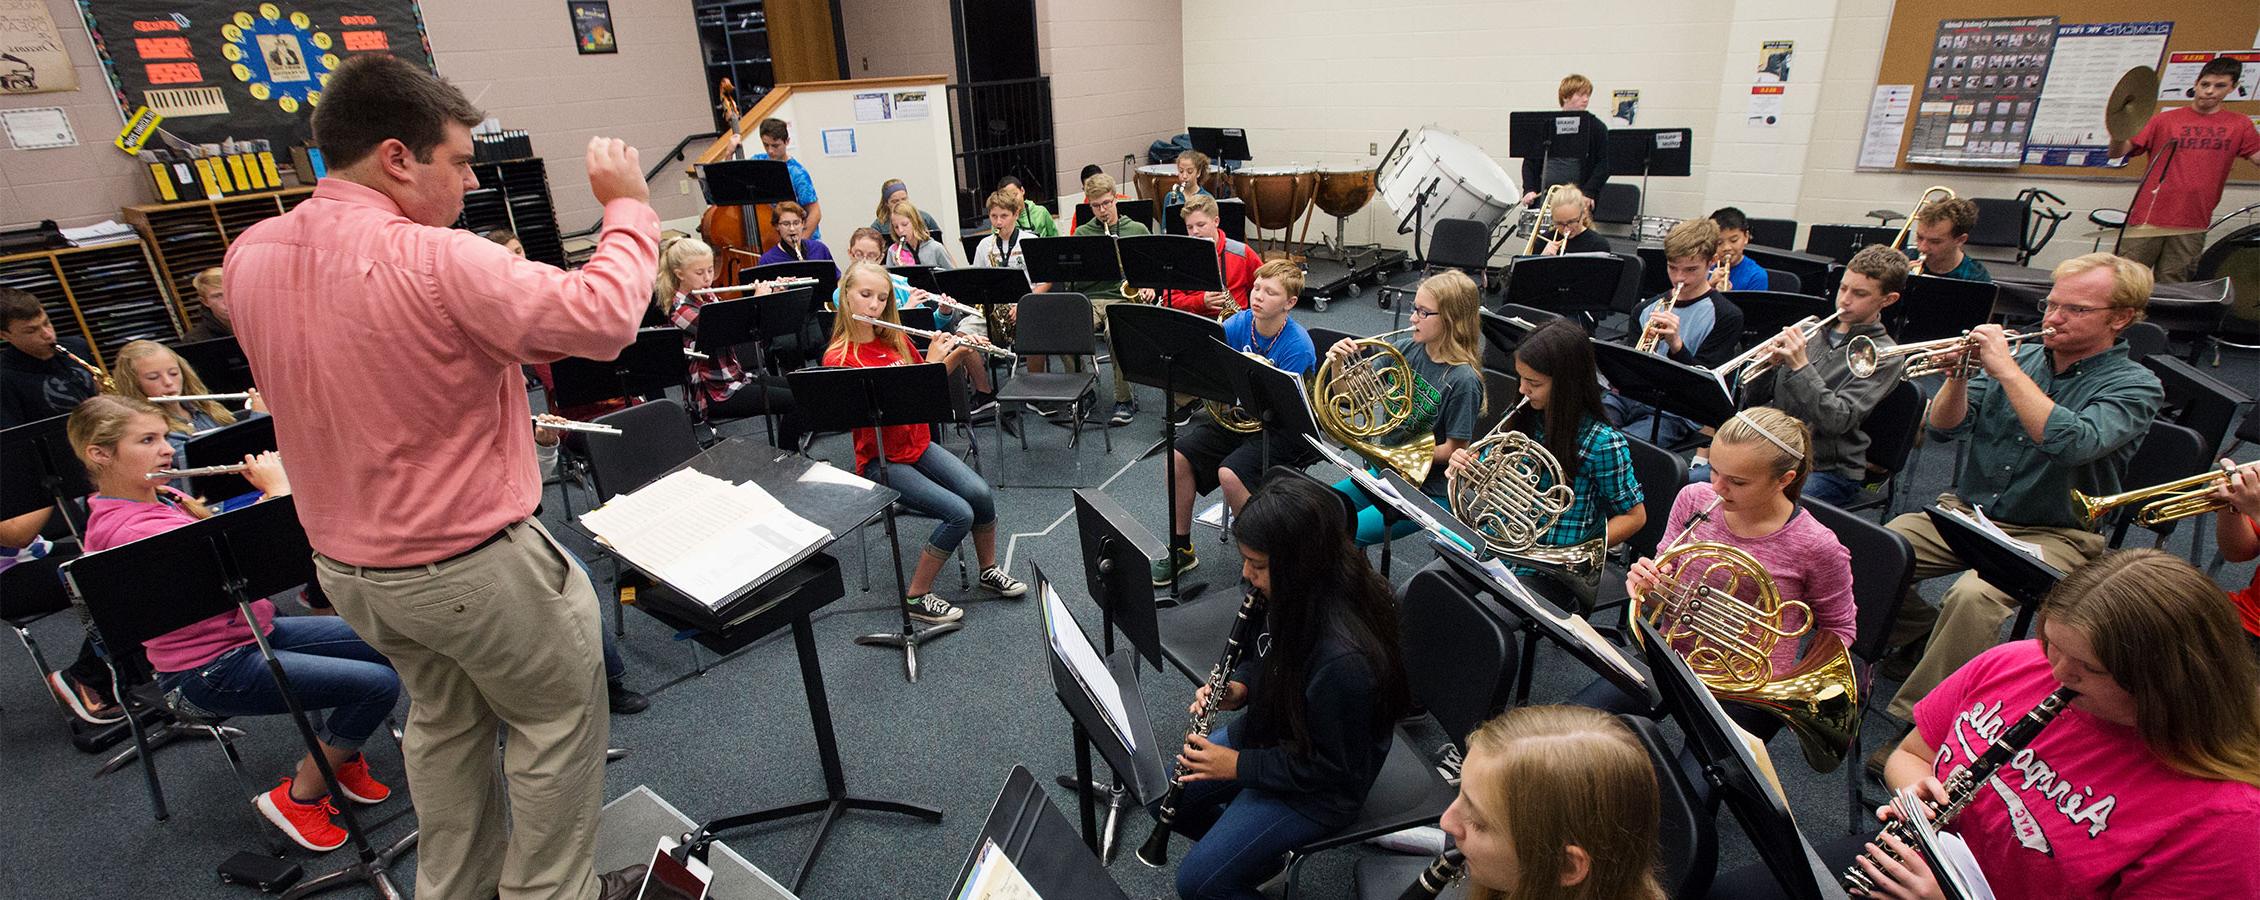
[823,261,1022,624]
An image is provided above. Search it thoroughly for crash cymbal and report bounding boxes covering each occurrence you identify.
[2106,66,2161,144]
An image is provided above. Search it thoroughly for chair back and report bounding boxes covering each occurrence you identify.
[1474,368,1519,436]
[1966,197,2028,250]
[1306,326,1363,361]
[1399,564,1518,747]
[2122,321,2168,361]
[1622,434,1688,559]
[1763,268,1803,295]
[2143,354,2253,456]
[1612,251,1647,317]
[1635,245,1670,300]
[1747,217,1798,251]
[1594,183,1641,226]
[1010,292,1098,357]
[1859,380,1925,486]
[2109,419,2209,545]
[1801,499,1913,665]
[1617,714,1717,900]
[1726,291,1835,346]
[0,549,75,621]
[1427,218,1493,272]
[584,399,703,503]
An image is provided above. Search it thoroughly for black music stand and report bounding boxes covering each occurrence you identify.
[1,412,91,538]
[548,328,688,410]
[1478,307,1551,360]
[1076,199,1156,230]
[181,414,276,503]
[1036,563,1167,860]
[1431,535,1655,706]
[1742,246,1838,290]
[1213,336,1320,476]
[1804,225,1900,264]
[787,363,961,680]
[172,336,255,395]
[698,159,795,249]
[886,264,944,297]
[1188,126,1252,164]
[1022,235,1123,288]
[1640,617,1849,900]
[1503,254,1625,323]
[933,265,1036,356]
[948,766,1132,900]
[1923,505,2067,640]
[1887,276,1997,344]
[1604,127,1693,218]
[1107,304,1233,602]
[1160,199,1249,242]
[1056,488,1167,858]
[63,497,418,899]
[740,260,838,349]
[692,289,813,450]
[1591,339,1738,441]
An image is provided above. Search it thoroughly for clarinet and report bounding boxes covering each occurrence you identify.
[1843,686,2077,894]
[1137,586,1268,868]
[1398,847,1464,900]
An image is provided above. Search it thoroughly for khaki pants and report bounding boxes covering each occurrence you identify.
[317,518,608,900]
[2117,233,2204,283]
[1881,510,2105,721]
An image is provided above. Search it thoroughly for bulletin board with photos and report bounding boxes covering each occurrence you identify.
[1873,0,2260,181]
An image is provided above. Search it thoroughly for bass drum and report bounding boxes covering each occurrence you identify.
[1231,166,1318,232]
[1378,126,1519,240]
[1314,163,1377,219]
[1135,164,1177,203]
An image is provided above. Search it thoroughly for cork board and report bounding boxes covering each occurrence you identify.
[1875,1,2260,181]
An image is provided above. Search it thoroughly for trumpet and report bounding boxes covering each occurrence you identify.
[1633,282,1683,354]
[688,276,819,296]
[1887,186,1957,257]
[148,392,253,404]
[851,315,1017,361]
[2072,460,2260,528]
[1721,311,1843,383]
[531,416,623,436]
[147,462,251,479]
[1847,327,2054,380]
[55,342,114,392]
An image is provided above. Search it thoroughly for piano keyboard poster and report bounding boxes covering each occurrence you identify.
[77,0,434,150]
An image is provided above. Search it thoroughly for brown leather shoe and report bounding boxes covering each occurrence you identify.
[596,864,649,900]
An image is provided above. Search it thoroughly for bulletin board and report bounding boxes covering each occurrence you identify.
[77,0,434,150]
[1873,0,2260,181]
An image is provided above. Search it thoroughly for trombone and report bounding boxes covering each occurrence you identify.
[1521,184,1566,256]
[1847,328,2053,380]
[1887,186,1957,256]
[2073,460,2260,528]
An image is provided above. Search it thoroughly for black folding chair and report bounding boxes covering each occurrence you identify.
[1843,381,1924,522]
[993,293,1112,459]
[1589,434,1689,619]
[1804,498,1914,832]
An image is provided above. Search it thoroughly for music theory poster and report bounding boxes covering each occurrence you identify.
[77,0,435,149]
[1907,16,2058,168]
[2024,22,2171,168]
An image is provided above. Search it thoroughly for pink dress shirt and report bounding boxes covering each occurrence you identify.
[225,178,659,566]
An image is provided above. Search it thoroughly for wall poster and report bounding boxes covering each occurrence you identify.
[77,0,434,150]
[2024,22,2171,167]
[0,0,79,93]
[1907,16,2058,168]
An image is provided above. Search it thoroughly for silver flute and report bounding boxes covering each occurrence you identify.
[852,315,1016,360]
[148,392,253,403]
[531,416,623,435]
[147,462,251,479]
[688,276,819,296]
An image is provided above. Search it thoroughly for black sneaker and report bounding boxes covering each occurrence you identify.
[607,681,650,715]
[1168,404,1196,428]
[979,566,1028,597]
[1109,401,1136,426]
[906,593,965,624]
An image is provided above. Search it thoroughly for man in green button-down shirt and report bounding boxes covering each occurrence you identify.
[1878,253,2163,732]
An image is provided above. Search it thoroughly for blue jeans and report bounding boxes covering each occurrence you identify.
[1334,477,1435,547]
[866,443,994,555]
[562,549,627,685]
[156,616,400,750]
[1163,725,1335,900]
[1801,470,1862,508]
[1605,392,1697,448]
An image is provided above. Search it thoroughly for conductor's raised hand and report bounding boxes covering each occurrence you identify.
[586,137,649,206]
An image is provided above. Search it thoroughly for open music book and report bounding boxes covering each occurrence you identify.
[1891,789,1995,900]
[1041,581,1138,754]
[1965,505,2047,562]
[578,468,831,609]
[1435,535,1646,687]
[955,838,1043,900]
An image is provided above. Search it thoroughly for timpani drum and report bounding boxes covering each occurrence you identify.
[1314,164,1377,219]
[1231,166,1319,232]
[1135,163,1177,202]
[1378,126,1519,239]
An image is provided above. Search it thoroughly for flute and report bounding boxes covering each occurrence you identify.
[148,392,253,404]
[852,315,1017,361]
[147,462,251,479]
[689,276,819,296]
[926,293,981,318]
[531,416,623,435]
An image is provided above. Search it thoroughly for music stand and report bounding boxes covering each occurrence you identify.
[933,266,1037,350]
[1503,255,1626,323]
[1187,126,1251,164]
[1804,225,1900,264]
[548,328,688,411]
[948,765,1132,900]
[63,497,417,899]
[1160,199,1249,242]
[1591,339,1737,441]
[1430,535,1655,706]
[787,363,962,680]
[1,412,91,538]
[1036,564,1167,860]
[1076,199,1156,231]
[1022,235,1124,312]
[886,264,944,296]
[1742,246,1837,291]
[1639,617,1849,900]
[1213,336,1321,476]
[1886,276,1997,344]
[1479,307,1549,361]
[1923,506,2067,640]
[1604,127,1693,218]
[1106,304,1234,601]
[1073,488,1165,670]
[172,335,255,395]
[699,159,795,249]
[182,414,277,503]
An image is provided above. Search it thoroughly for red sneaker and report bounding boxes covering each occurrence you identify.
[332,754,391,804]
[255,779,347,852]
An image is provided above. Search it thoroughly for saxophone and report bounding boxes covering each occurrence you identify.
[1842,687,2077,894]
[54,342,115,392]
[1137,586,1268,868]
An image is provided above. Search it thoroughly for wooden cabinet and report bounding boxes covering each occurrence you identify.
[123,189,314,326]
[0,242,185,369]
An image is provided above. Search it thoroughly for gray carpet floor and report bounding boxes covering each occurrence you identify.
[3,270,2253,900]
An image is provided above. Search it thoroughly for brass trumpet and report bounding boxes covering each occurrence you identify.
[1633,282,1682,354]
[2073,460,2260,528]
[1312,328,1431,483]
[1887,185,1958,255]
[1847,327,2053,380]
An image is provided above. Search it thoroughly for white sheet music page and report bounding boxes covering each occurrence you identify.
[956,838,1042,900]
[579,469,831,608]
[1042,582,1137,753]
[1968,506,2047,561]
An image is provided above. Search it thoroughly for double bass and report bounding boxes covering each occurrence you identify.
[696,79,779,285]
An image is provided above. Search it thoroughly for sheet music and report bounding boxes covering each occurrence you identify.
[956,838,1043,900]
[1735,720,1788,804]
[1968,506,2047,561]
[1438,538,1645,686]
[579,469,832,608]
[1196,501,1227,530]
[1042,582,1138,753]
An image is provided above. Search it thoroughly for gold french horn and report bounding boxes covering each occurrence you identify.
[1311,327,1432,484]
[1446,398,1604,583]
[1204,350,1277,434]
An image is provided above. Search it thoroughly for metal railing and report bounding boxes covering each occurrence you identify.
[947,77,1057,226]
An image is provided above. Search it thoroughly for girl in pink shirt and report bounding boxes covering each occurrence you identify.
[70,394,400,853]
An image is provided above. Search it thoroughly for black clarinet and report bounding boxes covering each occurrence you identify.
[1137,586,1267,868]
[1843,686,2077,893]
[1398,847,1465,900]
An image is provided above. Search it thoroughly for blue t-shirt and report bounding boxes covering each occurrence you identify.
[1728,255,1769,291]
[1222,310,1316,377]
[753,154,822,239]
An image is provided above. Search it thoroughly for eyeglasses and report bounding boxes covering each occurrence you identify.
[1410,307,1439,320]
[2036,298,2114,318]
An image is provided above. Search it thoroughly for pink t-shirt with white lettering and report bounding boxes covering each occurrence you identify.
[1914,640,2260,900]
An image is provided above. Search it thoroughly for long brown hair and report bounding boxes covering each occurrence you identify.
[68,394,212,519]
[109,340,236,433]
[826,260,913,362]
[2040,549,2260,787]
[1508,319,1605,485]
[1421,270,1485,370]
[1460,706,1665,900]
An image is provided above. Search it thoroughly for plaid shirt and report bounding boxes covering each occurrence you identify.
[1532,416,1643,550]
[665,292,747,409]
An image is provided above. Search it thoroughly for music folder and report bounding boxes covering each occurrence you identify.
[1300,435,1482,557]
[578,468,832,612]
[949,766,1131,900]
[1924,504,2067,640]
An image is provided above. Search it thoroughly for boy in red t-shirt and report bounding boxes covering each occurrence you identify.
[2109,57,2260,282]
[2216,458,2260,644]
[1160,194,1261,318]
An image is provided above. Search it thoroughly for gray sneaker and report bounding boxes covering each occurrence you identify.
[906,593,965,624]
[1109,401,1136,426]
